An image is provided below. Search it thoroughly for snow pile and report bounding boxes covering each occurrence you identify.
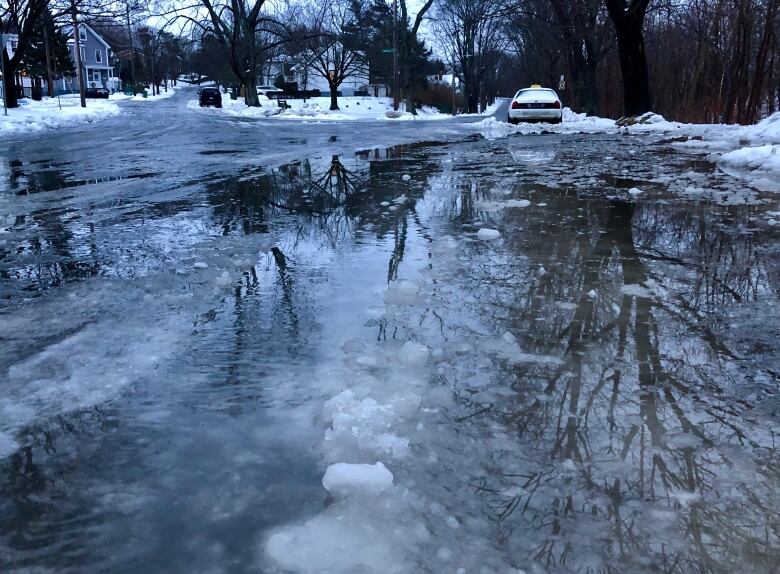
[718,144,780,176]
[710,113,780,178]
[0,95,120,135]
[469,109,615,140]
[188,95,459,122]
[130,85,179,101]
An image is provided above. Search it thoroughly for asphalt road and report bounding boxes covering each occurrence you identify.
[1,88,778,574]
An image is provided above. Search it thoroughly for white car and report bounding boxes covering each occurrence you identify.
[508,85,563,124]
[257,85,284,97]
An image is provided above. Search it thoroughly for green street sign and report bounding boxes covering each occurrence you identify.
[382,48,394,53]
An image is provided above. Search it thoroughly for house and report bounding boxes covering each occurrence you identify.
[60,24,120,94]
[261,58,370,97]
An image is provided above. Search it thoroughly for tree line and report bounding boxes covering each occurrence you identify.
[3,0,779,122]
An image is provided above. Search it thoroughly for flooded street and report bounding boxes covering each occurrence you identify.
[1,92,779,573]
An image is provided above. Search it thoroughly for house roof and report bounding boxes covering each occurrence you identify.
[63,23,111,50]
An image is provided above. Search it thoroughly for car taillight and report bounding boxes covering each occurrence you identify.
[511,101,521,109]
[553,101,561,109]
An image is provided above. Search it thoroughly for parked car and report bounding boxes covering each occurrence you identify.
[257,85,284,97]
[85,87,110,99]
[508,85,563,124]
[199,87,222,108]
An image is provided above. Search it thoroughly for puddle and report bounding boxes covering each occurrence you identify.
[0,133,778,573]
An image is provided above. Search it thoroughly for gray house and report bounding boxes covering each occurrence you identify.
[59,24,120,93]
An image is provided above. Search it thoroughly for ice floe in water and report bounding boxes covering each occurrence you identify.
[477,228,501,240]
[322,462,394,498]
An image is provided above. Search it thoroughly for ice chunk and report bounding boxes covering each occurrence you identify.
[628,187,644,196]
[341,339,366,354]
[215,271,232,288]
[620,283,652,298]
[0,432,18,458]
[398,341,429,366]
[322,462,394,498]
[477,228,501,240]
[505,199,531,208]
[401,174,411,181]
[384,280,420,305]
[587,289,598,298]
[193,261,209,269]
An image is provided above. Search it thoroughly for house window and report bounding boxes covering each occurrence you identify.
[92,70,101,83]
[79,28,86,42]
[95,49,102,63]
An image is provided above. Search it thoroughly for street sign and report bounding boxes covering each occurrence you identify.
[382,48,394,53]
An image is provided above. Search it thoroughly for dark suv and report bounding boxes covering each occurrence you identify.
[85,87,110,99]
[199,87,222,108]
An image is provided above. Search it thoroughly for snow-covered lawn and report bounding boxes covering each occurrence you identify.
[187,94,497,122]
[471,109,780,186]
[107,84,179,102]
[0,94,120,135]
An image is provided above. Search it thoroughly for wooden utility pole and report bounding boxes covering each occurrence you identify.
[126,2,137,95]
[71,0,86,107]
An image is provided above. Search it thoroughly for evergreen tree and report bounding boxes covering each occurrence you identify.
[19,11,74,99]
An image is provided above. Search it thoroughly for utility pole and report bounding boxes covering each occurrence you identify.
[43,19,55,98]
[126,2,137,95]
[71,0,86,108]
[392,0,398,111]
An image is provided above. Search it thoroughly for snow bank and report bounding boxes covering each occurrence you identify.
[718,144,780,176]
[469,109,615,140]
[0,95,120,135]
[188,95,459,122]
[130,85,179,101]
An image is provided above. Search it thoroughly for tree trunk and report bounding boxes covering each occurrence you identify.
[329,81,339,110]
[614,16,652,116]
[43,23,55,98]
[1,47,19,108]
[605,0,652,117]
[582,61,599,116]
[32,77,42,100]
[244,75,259,106]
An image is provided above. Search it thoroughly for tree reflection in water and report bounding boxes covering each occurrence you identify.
[444,191,779,573]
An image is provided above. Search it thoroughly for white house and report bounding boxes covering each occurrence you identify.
[261,57,370,97]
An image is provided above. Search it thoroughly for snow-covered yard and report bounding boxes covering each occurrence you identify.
[0,94,120,135]
[110,84,180,102]
[187,94,499,122]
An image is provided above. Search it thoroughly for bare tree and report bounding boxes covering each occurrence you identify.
[434,0,508,113]
[301,0,367,111]
[164,0,298,106]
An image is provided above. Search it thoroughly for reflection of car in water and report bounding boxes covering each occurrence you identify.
[508,85,563,125]
[199,87,222,108]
